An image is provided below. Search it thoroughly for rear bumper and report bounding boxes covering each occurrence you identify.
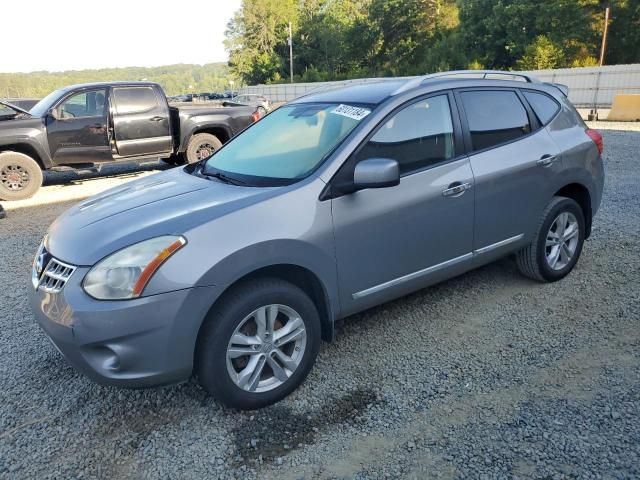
[30,270,222,388]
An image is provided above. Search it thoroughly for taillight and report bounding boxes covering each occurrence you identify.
[585,128,603,155]
[251,110,261,122]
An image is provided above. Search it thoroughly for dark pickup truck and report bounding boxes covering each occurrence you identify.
[0,81,259,200]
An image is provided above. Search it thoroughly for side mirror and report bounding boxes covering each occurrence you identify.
[353,158,400,191]
[48,108,60,120]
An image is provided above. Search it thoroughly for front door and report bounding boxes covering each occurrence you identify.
[456,89,562,259]
[47,88,112,164]
[331,94,475,316]
[111,86,172,157]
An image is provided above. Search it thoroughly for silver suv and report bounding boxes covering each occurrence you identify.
[31,71,604,410]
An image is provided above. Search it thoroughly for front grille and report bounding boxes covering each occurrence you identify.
[37,257,77,293]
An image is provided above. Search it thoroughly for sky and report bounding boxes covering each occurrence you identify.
[1,0,242,73]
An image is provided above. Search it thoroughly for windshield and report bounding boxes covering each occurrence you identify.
[203,103,370,185]
[29,89,66,117]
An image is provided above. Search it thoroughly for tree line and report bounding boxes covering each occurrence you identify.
[0,63,232,99]
[225,0,640,85]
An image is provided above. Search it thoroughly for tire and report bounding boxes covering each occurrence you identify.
[516,196,586,282]
[196,277,321,410]
[0,151,43,201]
[257,106,267,116]
[185,133,222,164]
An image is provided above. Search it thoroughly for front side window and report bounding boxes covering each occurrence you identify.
[461,90,531,151]
[354,94,455,175]
[523,91,560,125]
[203,103,366,184]
[59,89,107,119]
[113,87,159,115]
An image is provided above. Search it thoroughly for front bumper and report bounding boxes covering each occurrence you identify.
[29,267,222,388]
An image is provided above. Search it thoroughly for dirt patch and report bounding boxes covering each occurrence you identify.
[233,388,380,466]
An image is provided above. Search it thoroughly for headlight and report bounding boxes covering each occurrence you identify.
[83,236,186,300]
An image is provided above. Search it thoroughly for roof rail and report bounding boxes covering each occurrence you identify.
[392,70,540,95]
[423,70,539,83]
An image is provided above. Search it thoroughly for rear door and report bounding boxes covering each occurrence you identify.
[111,86,172,157]
[456,89,562,261]
[46,88,112,164]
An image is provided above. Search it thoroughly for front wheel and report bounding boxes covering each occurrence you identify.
[0,151,43,201]
[196,278,321,410]
[185,133,223,164]
[516,196,586,282]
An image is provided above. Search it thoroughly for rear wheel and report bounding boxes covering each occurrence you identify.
[196,278,321,410]
[516,196,585,282]
[0,151,43,201]
[185,133,223,164]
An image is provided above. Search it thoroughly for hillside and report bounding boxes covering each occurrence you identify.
[0,63,235,98]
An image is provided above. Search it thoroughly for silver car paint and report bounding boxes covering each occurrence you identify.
[30,77,604,387]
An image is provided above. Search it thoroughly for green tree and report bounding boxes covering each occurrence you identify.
[517,35,566,69]
[225,0,298,84]
[0,64,234,99]
[607,0,640,65]
[458,0,600,69]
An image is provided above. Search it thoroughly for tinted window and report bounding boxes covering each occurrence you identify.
[59,89,107,118]
[523,91,560,125]
[461,90,531,151]
[113,87,159,114]
[355,95,455,175]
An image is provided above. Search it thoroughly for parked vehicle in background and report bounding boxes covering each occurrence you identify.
[0,82,260,200]
[227,94,271,115]
[30,71,604,410]
[0,98,40,111]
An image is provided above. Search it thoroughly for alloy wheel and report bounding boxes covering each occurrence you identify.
[0,164,30,191]
[545,211,579,270]
[226,304,307,393]
[196,143,216,160]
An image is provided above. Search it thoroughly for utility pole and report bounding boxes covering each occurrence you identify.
[288,22,294,83]
[599,6,610,67]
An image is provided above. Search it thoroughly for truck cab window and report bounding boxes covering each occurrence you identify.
[59,89,107,119]
[113,87,160,115]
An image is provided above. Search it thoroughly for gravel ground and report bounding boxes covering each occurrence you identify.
[0,122,638,479]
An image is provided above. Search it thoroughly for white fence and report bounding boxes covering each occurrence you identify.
[240,64,640,108]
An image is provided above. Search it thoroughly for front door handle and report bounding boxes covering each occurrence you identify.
[537,154,557,167]
[442,182,472,197]
[149,116,164,122]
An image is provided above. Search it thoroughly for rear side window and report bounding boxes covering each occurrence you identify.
[460,90,531,151]
[523,91,560,125]
[355,94,456,175]
[113,87,160,114]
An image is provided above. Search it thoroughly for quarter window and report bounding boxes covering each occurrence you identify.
[355,95,455,175]
[523,91,560,125]
[460,90,531,151]
[113,87,160,115]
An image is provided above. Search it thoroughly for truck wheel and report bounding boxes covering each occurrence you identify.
[185,133,223,164]
[0,151,43,201]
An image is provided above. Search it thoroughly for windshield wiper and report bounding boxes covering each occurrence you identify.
[201,167,247,186]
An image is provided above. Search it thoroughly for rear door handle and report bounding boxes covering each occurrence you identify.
[442,182,472,197]
[150,116,164,122]
[537,154,557,167]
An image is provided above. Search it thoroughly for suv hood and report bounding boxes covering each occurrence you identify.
[46,167,278,265]
[0,100,33,116]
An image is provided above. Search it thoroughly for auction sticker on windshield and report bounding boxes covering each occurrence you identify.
[331,104,371,121]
